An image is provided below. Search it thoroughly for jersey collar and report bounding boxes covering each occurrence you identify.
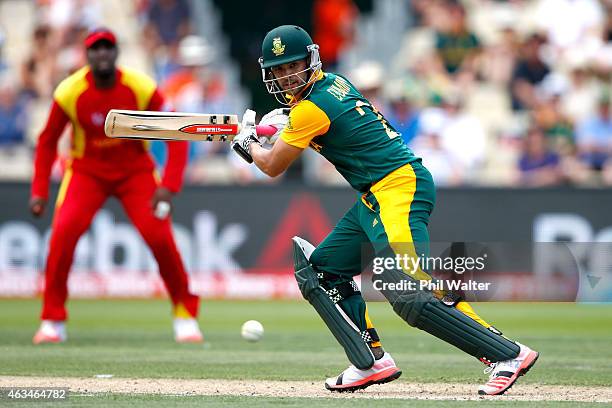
[284,70,325,105]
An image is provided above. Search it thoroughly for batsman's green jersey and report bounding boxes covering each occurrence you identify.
[281,72,420,193]
[280,70,492,341]
[281,70,442,285]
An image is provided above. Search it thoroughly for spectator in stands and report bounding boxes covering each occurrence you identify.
[592,2,612,76]
[143,0,191,48]
[438,92,487,180]
[386,92,421,147]
[349,61,387,111]
[576,93,612,171]
[409,0,433,27]
[510,33,550,111]
[21,25,57,99]
[536,0,604,61]
[517,126,562,187]
[606,2,612,42]
[0,28,7,75]
[434,2,480,82]
[561,64,600,123]
[312,0,358,70]
[142,0,192,81]
[400,53,450,107]
[55,24,89,78]
[38,0,102,39]
[411,107,463,186]
[0,74,32,180]
[479,26,519,86]
[0,78,28,148]
[410,0,449,30]
[532,90,575,157]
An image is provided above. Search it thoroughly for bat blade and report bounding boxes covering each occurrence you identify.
[105,109,240,142]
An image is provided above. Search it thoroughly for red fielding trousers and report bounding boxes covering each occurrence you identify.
[40,168,199,321]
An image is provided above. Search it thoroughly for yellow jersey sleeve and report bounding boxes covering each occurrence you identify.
[280,100,330,149]
[53,66,89,121]
[119,66,158,110]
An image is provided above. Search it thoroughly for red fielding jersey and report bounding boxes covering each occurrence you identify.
[31,66,188,199]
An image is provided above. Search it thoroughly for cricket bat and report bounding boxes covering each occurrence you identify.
[104,109,277,142]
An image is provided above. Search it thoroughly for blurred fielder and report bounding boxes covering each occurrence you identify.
[30,28,202,344]
[231,25,539,395]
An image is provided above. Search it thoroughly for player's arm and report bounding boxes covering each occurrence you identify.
[30,101,70,217]
[234,101,330,176]
[250,140,303,177]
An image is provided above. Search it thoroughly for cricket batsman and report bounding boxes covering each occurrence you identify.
[30,28,203,344]
[231,25,539,395]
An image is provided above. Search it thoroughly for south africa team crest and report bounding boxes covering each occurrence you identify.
[272,37,285,56]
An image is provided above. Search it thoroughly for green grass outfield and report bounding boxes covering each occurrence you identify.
[0,299,611,406]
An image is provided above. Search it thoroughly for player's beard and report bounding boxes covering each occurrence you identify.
[285,73,317,103]
[93,66,116,81]
[284,83,305,96]
[281,73,310,96]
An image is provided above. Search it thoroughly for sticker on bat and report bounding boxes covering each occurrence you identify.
[180,124,239,135]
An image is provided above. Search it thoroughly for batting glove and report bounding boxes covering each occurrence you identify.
[259,108,290,143]
[232,109,262,163]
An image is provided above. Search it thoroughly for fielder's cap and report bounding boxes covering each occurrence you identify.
[84,28,117,48]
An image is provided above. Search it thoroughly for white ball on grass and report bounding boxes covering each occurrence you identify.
[241,320,264,342]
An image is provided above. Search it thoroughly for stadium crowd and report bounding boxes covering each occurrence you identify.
[0,0,610,187]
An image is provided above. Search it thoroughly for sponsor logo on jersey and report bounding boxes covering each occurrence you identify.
[92,112,105,127]
[272,37,285,57]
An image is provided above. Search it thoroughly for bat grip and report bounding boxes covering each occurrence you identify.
[255,125,277,137]
[232,143,254,163]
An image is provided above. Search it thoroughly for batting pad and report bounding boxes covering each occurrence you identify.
[293,237,375,370]
[378,268,520,363]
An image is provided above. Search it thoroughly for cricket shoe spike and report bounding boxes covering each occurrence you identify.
[173,318,204,343]
[478,342,539,396]
[325,352,402,392]
[33,320,67,344]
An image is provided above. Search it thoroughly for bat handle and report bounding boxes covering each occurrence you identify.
[255,125,277,137]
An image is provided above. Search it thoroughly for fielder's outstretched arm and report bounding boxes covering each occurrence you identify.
[250,139,303,177]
